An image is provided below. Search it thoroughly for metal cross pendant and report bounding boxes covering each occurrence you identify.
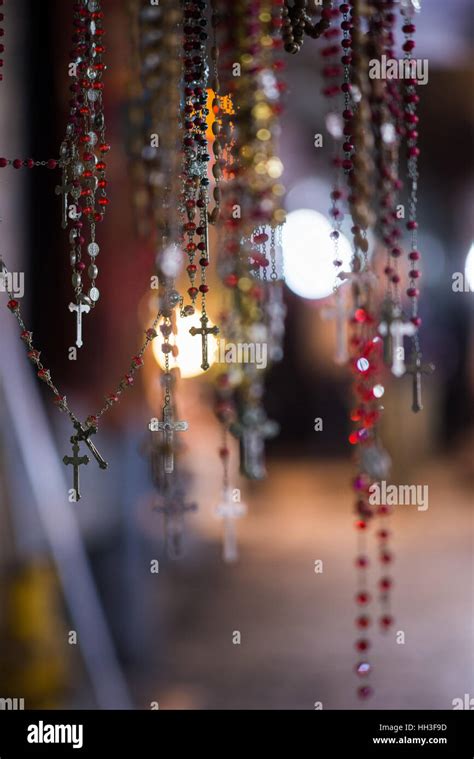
[55,173,74,229]
[321,287,352,365]
[69,301,91,348]
[154,405,188,474]
[404,356,435,413]
[189,313,219,371]
[156,494,197,559]
[215,488,247,563]
[378,302,417,376]
[63,438,89,501]
[231,409,279,480]
[73,422,108,470]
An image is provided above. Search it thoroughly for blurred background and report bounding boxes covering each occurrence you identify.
[0,0,472,710]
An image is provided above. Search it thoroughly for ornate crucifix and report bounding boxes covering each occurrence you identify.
[189,313,219,371]
[231,408,279,480]
[321,286,353,365]
[69,300,91,349]
[404,355,435,413]
[63,438,89,501]
[215,488,247,563]
[55,174,75,229]
[152,404,188,474]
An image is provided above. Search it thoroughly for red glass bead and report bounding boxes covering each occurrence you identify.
[0,157,7,167]
[199,257,209,267]
[12,159,22,169]
[409,269,420,278]
[356,591,371,605]
[7,299,19,311]
[27,350,41,362]
[37,368,50,382]
[123,374,134,386]
[377,529,390,540]
[355,555,369,568]
[96,161,106,170]
[355,639,370,652]
[86,415,98,428]
[407,287,419,298]
[186,264,197,274]
[98,197,109,206]
[99,143,110,153]
[356,615,371,629]
[199,284,209,294]
[357,685,373,699]
[132,355,144,368]
[146,328,157,340]
[219,447,230,459]
[20,330,32,341]
[411,316,422,327]
[188,286,198,298]
[379,577,392,591]
[380,551,393,564]
[355,520,367,531]
[380,614,394,629]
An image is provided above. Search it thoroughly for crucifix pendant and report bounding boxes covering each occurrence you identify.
[389,319,417,377]
[55,173,73,230]
[405,356,435,413]
[154,405,188,474]
[156,494,197,559]
[69,300,91,348]
[321,287,351,365]
[378,303,417,376]
[73,422,108,470]
[216,489,247,563]
[189,314,219,371]
[63,438,89,501]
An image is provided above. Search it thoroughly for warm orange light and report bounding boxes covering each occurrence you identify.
[206,89,234,140]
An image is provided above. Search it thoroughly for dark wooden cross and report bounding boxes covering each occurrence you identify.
[405,356,435,413]
[189,313,219,371]
[63,438,89,501]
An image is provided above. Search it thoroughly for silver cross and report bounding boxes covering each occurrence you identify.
[215,488,247,563]
[55,173,75,229]
[321,286,353,365]
[69,301,91,348]
[154,405,188,474]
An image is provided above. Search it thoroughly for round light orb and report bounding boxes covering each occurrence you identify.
[282,209,352,300]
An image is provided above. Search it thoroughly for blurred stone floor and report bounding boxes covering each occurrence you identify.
[132,455,473,711]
